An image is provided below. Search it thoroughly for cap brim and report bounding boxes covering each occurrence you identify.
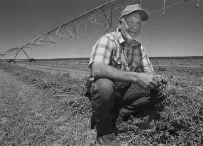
[133,10,148,21]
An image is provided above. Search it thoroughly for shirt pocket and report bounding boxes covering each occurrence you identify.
[131,61,143,72]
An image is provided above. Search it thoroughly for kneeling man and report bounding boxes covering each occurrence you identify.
[87,4,167,145]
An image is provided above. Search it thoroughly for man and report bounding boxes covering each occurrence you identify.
[87,4,167,145]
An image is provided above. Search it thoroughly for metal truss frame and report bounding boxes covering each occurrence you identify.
[4,0,138,60]
[3,0,198,61]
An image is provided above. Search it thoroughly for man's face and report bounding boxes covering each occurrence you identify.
[120,12,142,42]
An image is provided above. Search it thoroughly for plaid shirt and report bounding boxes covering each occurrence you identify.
[89,31,154,73]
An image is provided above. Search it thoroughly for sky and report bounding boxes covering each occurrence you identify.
[0,0,202,59]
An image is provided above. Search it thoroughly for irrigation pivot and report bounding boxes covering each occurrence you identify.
[3,0,198,62]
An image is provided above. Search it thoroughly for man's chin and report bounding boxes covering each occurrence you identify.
[127,34,138,41]
[127,37,138,42]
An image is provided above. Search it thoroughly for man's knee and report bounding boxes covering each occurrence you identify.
[123,83,149,104]
[92,78,115,102]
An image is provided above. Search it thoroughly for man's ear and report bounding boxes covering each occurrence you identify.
[118,18,125,30]
[118,18,122,24]
[119,18,125,24]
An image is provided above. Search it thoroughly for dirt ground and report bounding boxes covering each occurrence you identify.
[0,59,203,146]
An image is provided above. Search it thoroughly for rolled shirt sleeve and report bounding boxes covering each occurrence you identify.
[141,45,154,73]
[89,35,114,68]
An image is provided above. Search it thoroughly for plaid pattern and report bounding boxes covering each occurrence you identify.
[89,30,154,73]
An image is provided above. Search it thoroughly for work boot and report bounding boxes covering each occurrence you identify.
[94,133,128,146]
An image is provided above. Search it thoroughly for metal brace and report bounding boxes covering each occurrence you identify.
[39,34,56,44]
[162,0,166,15]
[21,48,30,60]
[66,25,76,38]
[140,0,143,8]
[196,0,200,8]
[56,25,66,37]
[90,18,104,26]
[28,43,42,47]
[101,9,112,31]
[121,0,125,9]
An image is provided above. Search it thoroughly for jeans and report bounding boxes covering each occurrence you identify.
[89,78,165,137]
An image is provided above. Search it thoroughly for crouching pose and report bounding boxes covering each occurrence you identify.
[86,4,167,146]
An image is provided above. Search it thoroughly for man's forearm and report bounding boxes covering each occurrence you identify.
[91,62,139,83]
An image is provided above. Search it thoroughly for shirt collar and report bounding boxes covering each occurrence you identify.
[116,28,125,44]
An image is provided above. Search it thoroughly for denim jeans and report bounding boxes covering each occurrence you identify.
[89,78,165,137]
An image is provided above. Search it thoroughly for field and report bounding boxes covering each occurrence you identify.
[12,57,203,71]
[0,57,203,146]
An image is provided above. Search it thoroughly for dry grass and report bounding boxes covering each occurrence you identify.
[0,63,94,146]
[0,59,203,145]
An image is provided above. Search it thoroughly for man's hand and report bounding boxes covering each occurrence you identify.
[135,73,164,90]
[153,74,163,83]
[153,74,167,87]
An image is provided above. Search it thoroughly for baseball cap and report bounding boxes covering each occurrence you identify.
[120,4,149,21]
